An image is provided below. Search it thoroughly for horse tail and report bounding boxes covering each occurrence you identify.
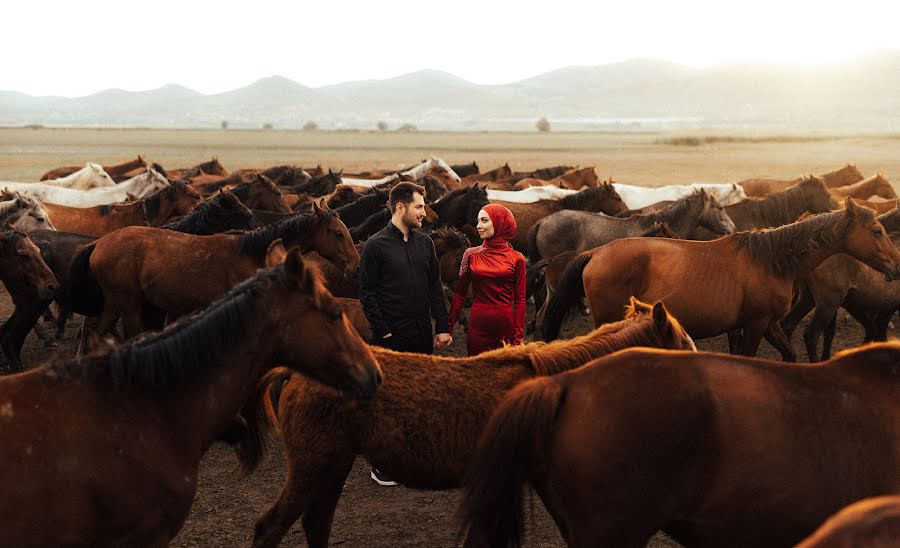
[233,367,295,475]
[458,376,566,548]
[526,220,543,263]
[259,367,295,434]
[540,252,590,341]
[66,243,103,317]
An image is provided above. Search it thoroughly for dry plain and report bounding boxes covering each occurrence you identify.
[0,127,898,547]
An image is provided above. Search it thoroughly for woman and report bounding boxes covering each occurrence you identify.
[448,204,526,355]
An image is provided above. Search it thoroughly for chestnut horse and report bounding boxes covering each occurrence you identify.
[511,166,600,191]
[39,155,146,182]
[739,164,865,197]
[0,251,381,546]
[461,163,514,186]
[230,176,292,213]
[79,203,358,338]
[166,156,229,181]
[797,496,900,548]
[460,342,900,548]
[542,199,900,360]
[0,229,57,372]
[250,299,695,548]
[38,181,202,236]
[829,172,897,201]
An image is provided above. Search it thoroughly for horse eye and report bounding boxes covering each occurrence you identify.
[16,249,27,257]
[328,307,343,321]
[335,231,344,238]
[873,228,884,237]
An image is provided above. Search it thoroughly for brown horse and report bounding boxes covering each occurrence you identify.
[230,175,292,213]
[512,166,600,191]
[739,165,865,197]
[166,156,229,181]
[82,203,358,338]
[541,199,900,360]
[0,251,381,546]
[490,183,629,251]
[0,229,57,372]
[460,342,900,548]
[38,181,202,236]
[250,299,695,548]
[829,172,897,201]
[39,155,147,182]
[461,163,514,186]
[797,496,900,548]
[820,163,866,188]
[847,197,896,214]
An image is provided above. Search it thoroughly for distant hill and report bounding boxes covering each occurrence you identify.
[2,52,898,131]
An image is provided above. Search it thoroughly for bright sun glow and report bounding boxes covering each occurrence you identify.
[2,0,898,96]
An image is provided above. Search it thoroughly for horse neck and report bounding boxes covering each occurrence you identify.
[653,198,703,236]
[746,186,809,227]
[107,158,144,177]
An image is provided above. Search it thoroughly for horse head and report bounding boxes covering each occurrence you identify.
[842,197,900,281]
[695,189,735,235]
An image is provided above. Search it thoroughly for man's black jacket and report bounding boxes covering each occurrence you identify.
[359,222,449,340]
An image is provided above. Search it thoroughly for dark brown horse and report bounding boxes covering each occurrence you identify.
[0,229,57,371]
[461,163,513,186]
[460,342,900,548]
[0,251,381,546]
[166,156,229,181]
[39,155,146,182]
[493,183,629,252]
[250,299,695,548]
[80,203,358,338]
[511,166,600,191]
[39,181,203,236]
[797,495,900,548]
[229,175,292,213]
[541,199,900,360]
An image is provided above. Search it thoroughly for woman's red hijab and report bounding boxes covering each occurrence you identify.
[482,204,517,242]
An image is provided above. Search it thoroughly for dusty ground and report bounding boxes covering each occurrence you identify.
[1,128,897,546]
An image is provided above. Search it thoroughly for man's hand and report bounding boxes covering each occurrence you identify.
[434,332,452,349]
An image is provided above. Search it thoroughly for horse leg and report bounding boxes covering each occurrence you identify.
[739,321,766,357]
[781,284,815,341]
[253,426,354,548]
[726,329,743,354]
[0,310,21,372]
[762,321,796,362]
[822,312,838,361]
[803,303,839,363]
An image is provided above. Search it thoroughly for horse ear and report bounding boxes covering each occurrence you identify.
[844,197,861,216]
[265,239,288,268]
[652,301,669,329]
[312,199,326,215]
[284,248,313,289]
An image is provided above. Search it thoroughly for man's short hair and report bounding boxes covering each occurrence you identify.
[389,181,426,212]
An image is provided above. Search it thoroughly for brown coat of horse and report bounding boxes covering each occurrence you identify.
[460,342,900,548]
[250,299,696,548]
[39,155,147,182]
[829,172,897,201]
[739,164,865,197]
[797,496,900,548]
[511,166,600,191]
[541,199,900,360]
[85,204,358,338]
[461,164,513,186]
[41,181,203,236]
[0,251,381,546]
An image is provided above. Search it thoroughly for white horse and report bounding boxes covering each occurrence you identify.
[487,185,578,203]
[341,157,461,188]
[41,163,116,190]
[0,191,56,231]
[612,182,747,209]
[1,168,169,207]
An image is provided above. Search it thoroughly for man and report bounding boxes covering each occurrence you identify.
[360,181,453,354]
[359,181,453,486]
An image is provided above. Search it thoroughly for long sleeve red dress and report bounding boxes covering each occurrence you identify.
[448,204,527,356]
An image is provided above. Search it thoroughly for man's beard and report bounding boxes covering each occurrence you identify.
[403,211,422,229]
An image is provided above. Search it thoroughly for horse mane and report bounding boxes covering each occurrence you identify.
[239,211,327,261]
[46,266,284,390]
[731,209,862,277]
[163,191,253,234]
[731,176,827,227]
[648,191,703,224]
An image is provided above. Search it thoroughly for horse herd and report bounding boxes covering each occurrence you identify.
[0,156,897,547]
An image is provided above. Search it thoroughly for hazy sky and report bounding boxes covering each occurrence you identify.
[4,0,898,97]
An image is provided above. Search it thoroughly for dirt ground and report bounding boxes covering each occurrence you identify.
[0,286,886,548]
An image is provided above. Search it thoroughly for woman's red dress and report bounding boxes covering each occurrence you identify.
[448,206,526,356]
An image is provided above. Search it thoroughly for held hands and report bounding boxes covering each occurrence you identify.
[434,332,453,349]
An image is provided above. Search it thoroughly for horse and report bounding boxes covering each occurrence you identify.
[691,175,838,239]
[461,163,514,186]
[289,169,343,197]
[38,163,116,190]
[39,156,146,182]
[348,203,439,243]
[797,496,900,548]
[0,192,56,232]
[0,229,57,372]
[79,203,358,338]
[165,156,229,181]
[430,185,491,240]
[529,189,735,262]
[250,299,695,548]
[511,166,600,191]
[739,165,866,197]
[491,183,629,252]
[486,185,580,203]
[847,197,896,214]
[229,175,292,213]
[324,185,364,209]
[507,165,574,184]
[612,181,747,209]
[0,250,381,546]
[829,172,897,201]
[450,162,479,178]
[162,189,263,234]
[460,342,900,548]
[541,199,900,360]
[334,188,390,228]
[2,168,169,207]
[37,181,202,236]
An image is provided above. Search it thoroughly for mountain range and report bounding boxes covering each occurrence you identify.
[3,52,899,131]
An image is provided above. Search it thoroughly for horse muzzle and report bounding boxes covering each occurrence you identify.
[39,284,56,301]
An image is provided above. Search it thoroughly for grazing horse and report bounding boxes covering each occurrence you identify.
[0,251,381,547]
[3,168,169,207]
[512,166,600,191]
[39,155,146,182]
[229,175,292,213]
[0,229,57,372]
[541,199,900,360]
[530,190,735,261]
[830,172,897,201]
[38,181,202,236]
[460,342,900,548]
[0,192,55,232]
[82,203,358,338]
[797,496,900,548]
[250,299,695,548]
[492,183,629,252]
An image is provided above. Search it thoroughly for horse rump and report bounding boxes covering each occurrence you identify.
[65,243,104,317]
[540,253,591,341]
